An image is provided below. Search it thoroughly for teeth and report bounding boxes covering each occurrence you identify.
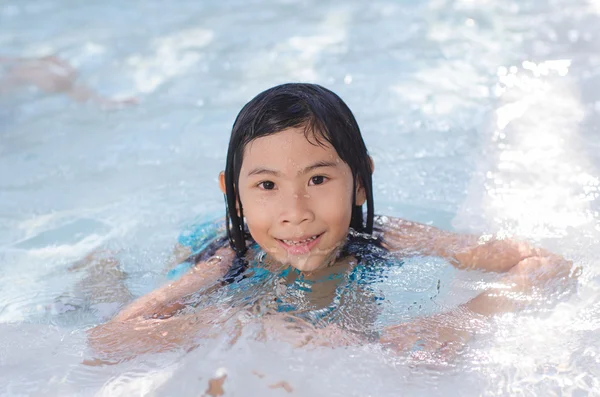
[282,235,318,245]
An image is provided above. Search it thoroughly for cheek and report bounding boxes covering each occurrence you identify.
[239,195,272,233]
[318,185,354,232]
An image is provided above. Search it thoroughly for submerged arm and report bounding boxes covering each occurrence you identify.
[377,216,579,356]
[163,243,193,273]
[87,248,234,361]
[378,216,561,273]
[380,253,578,357]
[112,246,234,322]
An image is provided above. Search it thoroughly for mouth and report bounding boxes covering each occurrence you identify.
[276,233,324,255]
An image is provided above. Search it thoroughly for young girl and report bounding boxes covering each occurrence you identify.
[88,83,576,361]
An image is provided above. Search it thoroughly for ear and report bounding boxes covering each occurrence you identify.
[355,184,367,206]
[219,171,242,216]
[354,156,374,206]
[218,171,226,194]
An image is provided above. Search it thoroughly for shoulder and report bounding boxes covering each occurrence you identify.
[178,216,226,253]
[167,237,232,281]
[372,215,414,239]
[193,246,236,274]
[371,214,435,254]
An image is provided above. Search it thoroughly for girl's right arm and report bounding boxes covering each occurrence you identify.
[87,247,234,361]
[112,246,234,322]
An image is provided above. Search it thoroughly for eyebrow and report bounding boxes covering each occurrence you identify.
[246,160,338,177]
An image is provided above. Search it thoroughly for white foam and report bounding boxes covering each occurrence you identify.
[95,365,177,397]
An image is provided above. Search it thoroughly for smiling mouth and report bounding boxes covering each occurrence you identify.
[279,234,321,246]
[276,233,324,254]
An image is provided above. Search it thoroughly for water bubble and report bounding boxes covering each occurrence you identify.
[256,251,267,263]
[215,367,228,377]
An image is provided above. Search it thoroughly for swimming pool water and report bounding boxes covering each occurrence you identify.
[1,0,600,395]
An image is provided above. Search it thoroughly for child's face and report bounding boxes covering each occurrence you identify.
[221,127,366,272]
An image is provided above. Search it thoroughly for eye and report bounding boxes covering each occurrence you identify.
[258,181,276,190]
[309,175,327,186]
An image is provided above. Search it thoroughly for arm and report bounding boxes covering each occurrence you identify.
[163,243,192,273]
[377,216,556,272]
[67,83,138,108]
[380,253,578,357]
[377,216,579,357]
[112,246,234,322]
[1,55,137,107]
[461,253,577,316]
[86,247,234,361]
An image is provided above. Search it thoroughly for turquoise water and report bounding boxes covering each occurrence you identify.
[1,0,600,395]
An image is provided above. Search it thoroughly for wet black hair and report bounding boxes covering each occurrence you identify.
[222,83,374,282]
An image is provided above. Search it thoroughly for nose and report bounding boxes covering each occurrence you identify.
[279,190,315,226]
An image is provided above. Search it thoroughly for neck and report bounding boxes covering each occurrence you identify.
[257,244,356,277]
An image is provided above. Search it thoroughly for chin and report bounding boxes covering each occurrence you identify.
[287,255,328,272]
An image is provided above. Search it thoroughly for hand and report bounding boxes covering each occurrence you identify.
[87,305,230,362]
[259,313,362,348]
[507,253,578,292]
[380,309,485,360]
[454,239,550,272]
[457,253,578,317]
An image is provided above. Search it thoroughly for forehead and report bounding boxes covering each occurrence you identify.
[242,128,341,167]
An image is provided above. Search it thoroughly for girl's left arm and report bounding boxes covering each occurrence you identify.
[377,216,572,274]
[377,216,580,356]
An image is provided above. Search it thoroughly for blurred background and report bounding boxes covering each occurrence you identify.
[1,0,599,395]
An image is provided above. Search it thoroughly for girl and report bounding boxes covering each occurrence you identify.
[89,83,576,361]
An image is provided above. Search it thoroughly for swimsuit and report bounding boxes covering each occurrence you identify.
[172,217,395,334]
[167,217,227,280]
